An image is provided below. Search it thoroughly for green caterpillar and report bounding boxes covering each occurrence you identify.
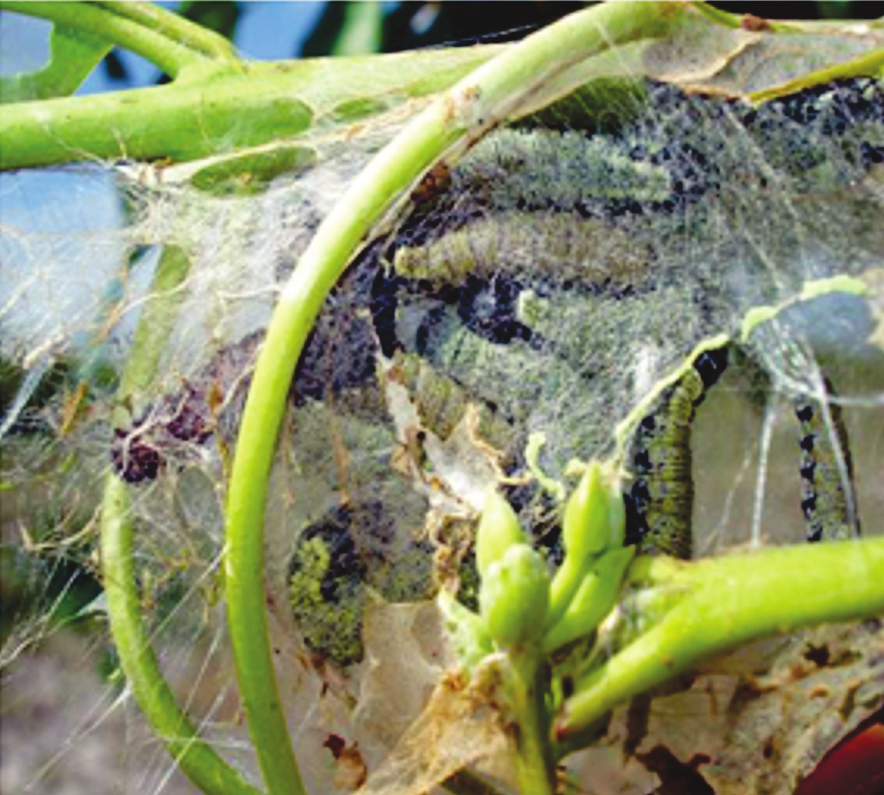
[622,346,729,558]
[623,346,861,559]
[393,209,651,290]
[794,380,861,542]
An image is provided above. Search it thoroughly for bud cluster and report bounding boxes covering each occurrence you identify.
[440,460,632,665]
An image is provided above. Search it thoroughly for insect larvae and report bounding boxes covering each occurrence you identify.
[794,379,861,542]
[623,347,729,559]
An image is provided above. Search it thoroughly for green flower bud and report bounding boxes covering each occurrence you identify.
[475,490,527,580]
[606,478,626,550]
[563,461,610,561]
[548,462,625,630]
[480,543,550,649]
[543,546,635,655]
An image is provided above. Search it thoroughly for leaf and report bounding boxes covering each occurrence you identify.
[566,622,884,795]
[352,602,514,794]
[0,23,112,103]
[642,8,884,99]
[519,4,884,127]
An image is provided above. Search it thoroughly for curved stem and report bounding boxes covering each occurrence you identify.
[556,536,884,743]
[100,243,263,794]
[91,0,238,62]
[100,475,264,795]
[222,3,674,794]
[0,1,207,78]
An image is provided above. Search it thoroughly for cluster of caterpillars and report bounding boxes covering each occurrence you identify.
[623,346,861,559]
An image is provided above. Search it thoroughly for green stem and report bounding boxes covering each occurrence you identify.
[546,552,586,631]
[222,3,676,794]
[100,242,263,794]
[100,475,264,795]
[91,1,239,62]
[114,245,189,408]
[0,45,501,170]
[0,1,207,78]
[509,653,556,795]
[0,72,312,169]
[556,537,884,742]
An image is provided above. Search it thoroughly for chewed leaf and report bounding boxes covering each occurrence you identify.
[1,23,111,103]
[643,5,884,100]
[356,663,512,795]
[351,602,512,794]
[567,624,884,795]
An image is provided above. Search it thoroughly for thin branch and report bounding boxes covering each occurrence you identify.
[0,71,312,169]
[91,0,239,62]
[100,475,265,795]
[0,46,499,170]
[101,244,265,795]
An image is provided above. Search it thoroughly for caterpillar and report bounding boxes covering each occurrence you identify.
[623,346,861,558]
[622,346,729,558]
[392,210,651,291]
[794,379,861,542]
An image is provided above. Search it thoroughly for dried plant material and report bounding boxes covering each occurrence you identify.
[356,661,512,795]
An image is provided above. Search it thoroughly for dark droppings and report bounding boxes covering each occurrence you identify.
[111,427,163,484]
[110,386,213,484]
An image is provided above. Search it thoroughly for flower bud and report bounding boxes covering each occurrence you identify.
[563,461,610,561]
[543,546,635,655]
[475,490,527,580]
[480,544,550,649]
[606,478,626,550]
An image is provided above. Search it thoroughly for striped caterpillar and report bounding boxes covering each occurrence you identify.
[622,347,729,558]
[622,345,861,558]
[794,380,861,542]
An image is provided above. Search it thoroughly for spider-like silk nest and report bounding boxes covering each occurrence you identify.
[1,76,883,794]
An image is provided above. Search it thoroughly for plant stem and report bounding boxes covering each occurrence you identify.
[114,245,189,408]
[0,46,497,170]
[0,72,312,169]
[0,1,206,78]
[91,1,239,62]
[100,475,264,795]
[556,536,884,743]
[100,243,263,794]
[509,653,556,795]
[222,3,675,793]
